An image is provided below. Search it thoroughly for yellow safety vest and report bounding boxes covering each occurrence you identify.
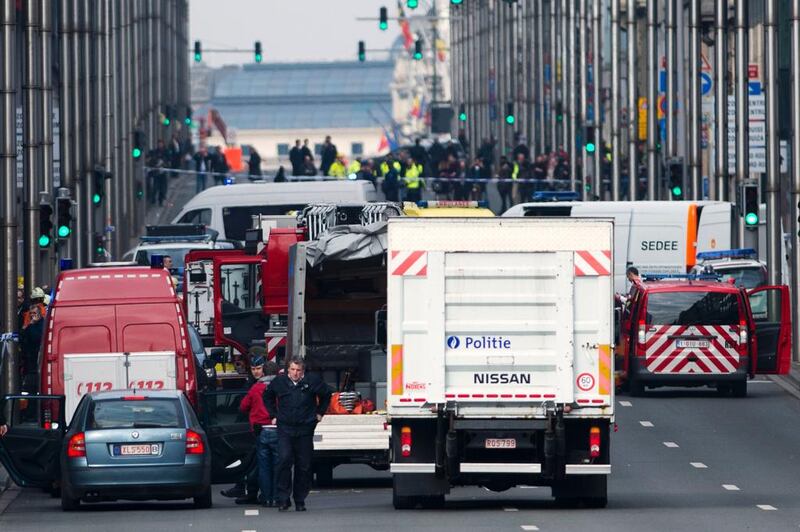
[348,160,361,175]
[404,164,423,189]
[512,163,520,180]
[329,161,346,178]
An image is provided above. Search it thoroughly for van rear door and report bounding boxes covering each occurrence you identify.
[748,285,791,375]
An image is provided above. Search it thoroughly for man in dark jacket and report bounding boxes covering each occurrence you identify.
[320,136,337,176]
[263,357,331,512]
[0,400,6,437]
[289,140,304,176]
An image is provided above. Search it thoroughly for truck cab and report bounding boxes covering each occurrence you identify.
[618,274,791,396]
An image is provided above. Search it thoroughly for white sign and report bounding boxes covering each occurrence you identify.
[727,95,767,173]
[15,106,23,188]
[53,106,61,188]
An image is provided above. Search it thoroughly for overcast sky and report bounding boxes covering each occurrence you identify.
[190,0,399,67]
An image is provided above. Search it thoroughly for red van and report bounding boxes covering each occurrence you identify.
[41,265,197,421]
[618,276,791,396]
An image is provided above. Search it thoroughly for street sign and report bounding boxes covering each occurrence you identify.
[749,81,762,96]
[727,94,767,173]
[638,97,647,141]
[701,53,712,73]
[748,64,759,79]
[701,73,712,96]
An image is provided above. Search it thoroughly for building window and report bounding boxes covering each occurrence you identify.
[277,143,289,156]
[314,143,323,156]
[351,143,364,156]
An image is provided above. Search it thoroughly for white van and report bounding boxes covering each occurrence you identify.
[503,201,733,291]
[172,181,378,241]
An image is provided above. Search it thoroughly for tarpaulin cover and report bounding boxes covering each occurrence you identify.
[305,222,387,267]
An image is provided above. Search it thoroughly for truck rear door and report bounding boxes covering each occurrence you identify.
[748,285,792,375]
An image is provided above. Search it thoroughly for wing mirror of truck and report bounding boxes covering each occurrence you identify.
[375,309,387,347]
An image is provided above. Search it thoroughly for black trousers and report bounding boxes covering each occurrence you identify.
[276,430,314,504]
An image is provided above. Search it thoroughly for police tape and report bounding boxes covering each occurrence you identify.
[0,333,18,342]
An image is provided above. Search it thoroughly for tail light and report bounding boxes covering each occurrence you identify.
[67,432,86,458]
[43,408,52,430]
[589,426,601,458]
[637,320,646,346]
[185,430,205,455]
[738,320,748,345]
[122,395,147,401]
[400,426,412,457]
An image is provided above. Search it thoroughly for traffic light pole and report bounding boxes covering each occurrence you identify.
[627,0,638,201]
[688,0,701,200]
[790,0,800,362]
[765,0,781,286]
[611,0,620,201]
[713,0,728,202]
[734,0,749,248]
[646,0,657,200]
[23,0,43,290]
[580,0,588,200]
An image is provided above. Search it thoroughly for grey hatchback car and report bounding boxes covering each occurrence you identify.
[0,389,256,511]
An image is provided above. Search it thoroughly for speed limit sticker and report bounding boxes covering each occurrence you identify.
[577,373,595,391]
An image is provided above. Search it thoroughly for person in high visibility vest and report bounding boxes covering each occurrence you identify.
[403,157,424,202]
[347,158,362,179]
[328,153,347,179]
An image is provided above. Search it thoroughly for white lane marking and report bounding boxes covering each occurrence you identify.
[619,400,633,407]
[504,507,519,512]
[639,421,654,427]
[749,380,775,385]
[244,509,259,516]
[521,526,540,531]
[690,462,708,469]
[757,504,777,511]
[663,441,680,448]
[243,530,257,532]
[722,484,740,491]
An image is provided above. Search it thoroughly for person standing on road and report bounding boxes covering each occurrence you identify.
[193,145,211,193]
[289,140,304,176]
[263,357,331,512]
[320,136,337,176]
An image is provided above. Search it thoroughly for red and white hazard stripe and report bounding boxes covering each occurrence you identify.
[574,250,611,276]
[390,250,428,277]
[644,325,741,374]
[265,335,286,361]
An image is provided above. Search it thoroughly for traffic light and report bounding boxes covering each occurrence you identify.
[56,196,73,238]
[193,41,202,62]
[458,103,467,122]
[93,166,111,206]
[451,0,463,4]
[584,126,596,153]
[743,182,759,227]
[668,158,683,199]
[38,202,53,248]
[132,129,144,159]
[407,0,418,8]
[161,105,172,126]
[505,103,515,125]
[556,101,563,122]
[93,233,105,259]
[358,41,366,62]
[254,41,262,63]
[379,7,388,30]
[413,39,423,60]
[184,106,192,126]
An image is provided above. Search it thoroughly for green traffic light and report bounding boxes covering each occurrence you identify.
[408,0,418,7]
[255,53,262,63]
[194,53,201,62]
[451,0,463,4]
[671,186,682,197]
[92,193,101,204]
[38,234,51,247]
[413,52,422,60]
[132,147,142,158]
[57,225,71,238]
[459,112,467,122]
[586,142,596,153]
[184,117,192,125]
[379,21,388,30]
[162,117,170,126]
[556,114,563,122]
[505,115,515,125]
[745,212,759,226]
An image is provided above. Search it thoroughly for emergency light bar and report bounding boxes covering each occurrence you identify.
[642,273,721,282]
[531,191,581,202]
[695,248,757,261]
[146,224,207,237]
[417,200,489,208]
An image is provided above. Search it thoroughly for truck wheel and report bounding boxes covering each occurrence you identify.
[194,485,213,509]
[314,463,334,487]
[716,384,731,396]
[731,381,747,398]
[628,377,645,397]
[392,493,418,510]
[60,491,80,512]
[420,495,445,509]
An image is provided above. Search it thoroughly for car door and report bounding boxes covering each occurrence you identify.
[0,395,65,488]
[748,285,792,375]
[213,255,267,357]
[197,390,256,484]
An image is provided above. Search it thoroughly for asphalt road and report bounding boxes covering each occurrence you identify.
[3,379,800,531]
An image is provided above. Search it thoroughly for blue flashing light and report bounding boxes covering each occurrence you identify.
[695,248,757,261]
[531,191,581,202]
[59,258,74,271]
[223,177,235,185]
[641,273,721,282]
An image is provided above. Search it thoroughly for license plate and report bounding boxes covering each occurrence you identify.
[676,339,709,349]
[115,444,160,456]
[485,438,516,449]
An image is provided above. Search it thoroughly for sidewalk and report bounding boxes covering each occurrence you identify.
[768,362,800,400]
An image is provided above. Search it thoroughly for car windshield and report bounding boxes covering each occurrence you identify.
[87,398,184,429]
[135,247,194,269]
[645,291,740,326]
[716,266,766,289]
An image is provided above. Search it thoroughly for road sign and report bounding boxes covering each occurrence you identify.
[701,73,712,96]
[638,97,647,140]
[748,64,759,79]
[701,53,712,73]
[727,94,767,173]
[749,81,762,96]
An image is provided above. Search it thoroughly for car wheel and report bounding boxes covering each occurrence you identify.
[731,381,747,398]
[194,485,213,509]
[60,490,80,511]
[628,376,645,397]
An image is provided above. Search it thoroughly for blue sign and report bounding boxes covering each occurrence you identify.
[446,336,461,349]
[749,81,762,95]
[701,73,712,96]
[446,336,511,350]
[659,71,667,92]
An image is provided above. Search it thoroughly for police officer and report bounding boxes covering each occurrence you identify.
[263,357,331,512]
[0,408,7,437]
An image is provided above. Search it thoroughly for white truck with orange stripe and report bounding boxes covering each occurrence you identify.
[387,217,615,509]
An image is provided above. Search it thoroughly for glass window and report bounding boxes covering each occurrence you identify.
[222,205,305,241]
[351,142,364,156]
[717,266,766,289]
[220,263,261,311]
[87,399,183,429]
[178,209,212,226]
[277,143,289,156]
[314,143,323,156]
[134,246,196,269]
[645,291,741,326]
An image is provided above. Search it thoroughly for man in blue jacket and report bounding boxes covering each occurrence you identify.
[263,356,331,512]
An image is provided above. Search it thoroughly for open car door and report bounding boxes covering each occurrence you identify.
[213,256,268,363]
[748,285,792,375]
[0,395,65,488]
[198,390,256,484]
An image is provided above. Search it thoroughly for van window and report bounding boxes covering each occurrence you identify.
[122,323,177,352]
[717,267,766,289]
[223,205,305,241]
[58,326,113,354]
[645,291,740,326]
[178,209,211,226]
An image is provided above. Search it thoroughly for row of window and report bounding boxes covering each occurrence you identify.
[276,142,364,157]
